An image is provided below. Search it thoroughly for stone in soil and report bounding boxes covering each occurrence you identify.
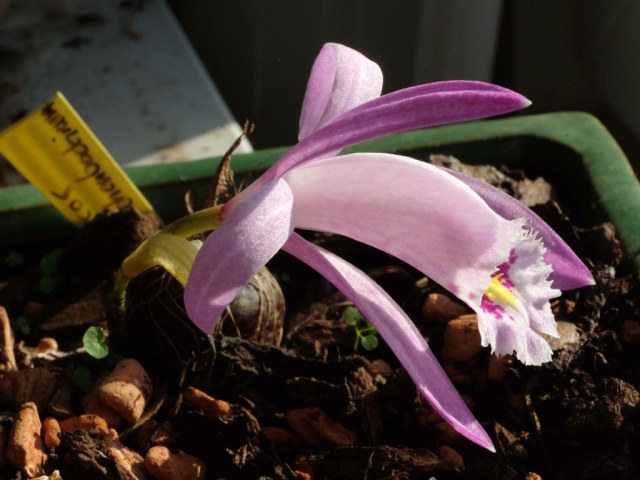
[6,402,47,478]
[58,414,112,438]
[441,314,484,363]
[35,336,59,352]
[524,473,542,480]
[620,319,640,344]
[0,306,17,370]
[422,292,468,323]
[365,359,393,378]
[144,445,206,480]
[182,386,231,417]
[98,358,153,424]
[42,417,62,449]
[285,407,357,448]
[83,388,126,429]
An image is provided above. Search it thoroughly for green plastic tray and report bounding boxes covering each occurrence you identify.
[1,112,639,270]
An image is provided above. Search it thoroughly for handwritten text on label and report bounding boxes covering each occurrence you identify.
[40,101,133,212]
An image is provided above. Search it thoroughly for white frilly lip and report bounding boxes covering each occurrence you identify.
[474,223,562,365]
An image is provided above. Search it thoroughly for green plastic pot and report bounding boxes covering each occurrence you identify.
[1,112,639,270]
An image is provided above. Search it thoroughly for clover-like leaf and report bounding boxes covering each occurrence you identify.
[83,326,109,359]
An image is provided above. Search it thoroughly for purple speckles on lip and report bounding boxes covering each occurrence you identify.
[480,251,520,318]
[480,295,506,318]
[494,249,517,288]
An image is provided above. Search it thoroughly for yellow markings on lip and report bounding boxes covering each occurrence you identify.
[484,273,518,306]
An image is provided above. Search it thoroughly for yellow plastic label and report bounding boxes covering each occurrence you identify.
[0,92,153,225]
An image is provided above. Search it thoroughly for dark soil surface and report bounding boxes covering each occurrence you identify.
[0,156,638,480]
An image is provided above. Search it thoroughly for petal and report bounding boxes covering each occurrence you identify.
[244,80,531,193]
[184,179,294,333]
[283,153,507,297]
[299,43,383,141]
[282,233,495,451]
[442,167,595,289]
[343,80,524,118]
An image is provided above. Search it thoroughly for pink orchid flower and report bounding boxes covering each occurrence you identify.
[183,43,594,451]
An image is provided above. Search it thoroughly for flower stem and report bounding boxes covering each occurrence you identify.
[121,206,223,282]
[162,206,223,238]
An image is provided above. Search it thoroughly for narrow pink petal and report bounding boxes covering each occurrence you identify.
[184,179,294,333]
[244,81,530,193]
[298,43,383,141]
[282,233,495,451]
[342,80,523,118]
[442,168,595,289]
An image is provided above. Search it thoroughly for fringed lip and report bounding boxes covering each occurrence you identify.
[471,222,562,365]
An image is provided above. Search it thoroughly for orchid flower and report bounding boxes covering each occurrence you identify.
[123,43,594,451]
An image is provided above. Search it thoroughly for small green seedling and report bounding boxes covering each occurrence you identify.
[341,306,379,351]
[83,326,110,359]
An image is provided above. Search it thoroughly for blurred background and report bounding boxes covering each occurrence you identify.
[1,0,638,175]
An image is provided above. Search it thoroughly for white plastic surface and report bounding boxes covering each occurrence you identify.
[0,0,251,170]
